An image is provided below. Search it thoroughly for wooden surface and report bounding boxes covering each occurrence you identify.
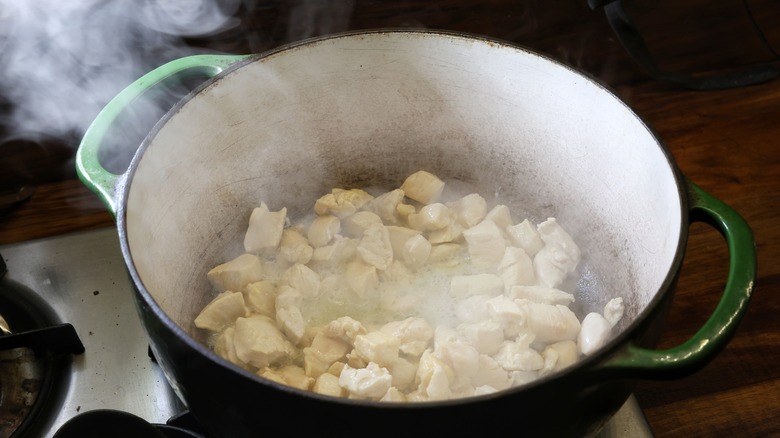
[1,1,778,436]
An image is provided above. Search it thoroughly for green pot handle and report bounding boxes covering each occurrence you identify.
[598,180,756,379]
[76,54,251,216]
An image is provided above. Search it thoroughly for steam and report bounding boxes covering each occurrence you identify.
[0,0,241,144]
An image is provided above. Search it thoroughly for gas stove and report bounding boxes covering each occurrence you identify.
[0,227,654,437]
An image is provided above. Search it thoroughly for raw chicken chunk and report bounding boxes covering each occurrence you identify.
[233,315,294,368]
[194,291,246,331]
[206,253,264,293]
[400,170,445,204]
[244,202,287,254]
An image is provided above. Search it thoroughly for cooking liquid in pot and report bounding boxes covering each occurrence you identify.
[194,171,624,402]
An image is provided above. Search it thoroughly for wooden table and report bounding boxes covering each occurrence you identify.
[1,2,778,436]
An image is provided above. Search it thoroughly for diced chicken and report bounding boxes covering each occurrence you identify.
[485,204,513,231]
[428,243,462,265]
[497,247,535,291]
[357,225,393,270]
[386,226,422,259]
[540,340,579,375]
[415,349,454,401]
[455,294,492,324]
[307,214,341,248]
[315,188,374,218]
[387,357,418,391]
[517,300,581,343]
[278,227,314,265]
[206,253,264,293]
[457,321,505,355]
[322,316,367,344]
[303,329,351,378]
[578,312,612,355]
[339,362,393,399]
[233,315,294,368]
[396,202,416,220]
[354,331,400,367]
[379,317,434,358]
[447,193,487,228]
[463,220,507,268]
[508,285,575,306]
[282,263,321,298]
[493,341,544,371]
[506,219,544,257]
[363,189,405,224]
[342,211,383,238]
[427,220,464,244]
[275,286,305,344]
[400,170,445,204]
[212,326,246,368]
[345,259,379,298]
[244,203,287,254]
[471,354,511,390]
[433,327,480,392]
[407,203,451,231]
[449,274,504,300]
[312,372,346,397]
[603,297,625,328]
[402,234,432,267]
[533,218,581,288]
[194,291,247,331]
[244,280,276,317]
[259,365,313,390]
[485,295,526,338]
[311,236,358,268]
[381,387,407,402]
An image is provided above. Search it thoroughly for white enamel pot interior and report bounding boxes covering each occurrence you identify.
[119,30,685,436]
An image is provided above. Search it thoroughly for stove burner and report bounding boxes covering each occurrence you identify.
[0,255,84,438]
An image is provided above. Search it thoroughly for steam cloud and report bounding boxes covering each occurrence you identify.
[0,0,242,144]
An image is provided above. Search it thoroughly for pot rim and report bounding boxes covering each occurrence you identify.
[114,28,689,406]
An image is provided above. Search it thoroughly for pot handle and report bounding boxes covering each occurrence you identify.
[597,181,756,380]
[76,54,251,216]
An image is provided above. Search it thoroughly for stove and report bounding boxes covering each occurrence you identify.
[0,227,654,437]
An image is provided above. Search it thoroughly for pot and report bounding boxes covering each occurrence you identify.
[76,30,755,437]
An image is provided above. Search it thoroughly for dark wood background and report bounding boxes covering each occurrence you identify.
[1,1,778,436]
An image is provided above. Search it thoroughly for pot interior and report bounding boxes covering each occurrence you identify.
[123,31,682,351]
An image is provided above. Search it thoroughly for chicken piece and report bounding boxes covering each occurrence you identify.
[508,285,575,306]
[387,357,418,391]
[517,300,581,343]
[354,331,400,367]
[485,295,526,338]
[449,274,504,300]
[282,263,321,298]
[386,226,422,260]
[194,291,247,331]
[322,316,367,344]
[303,329,352,378]
[447,193,487,228]
[379,317,434,358]
[497,247,535,291]
[471,354,511,390]
[603,297,625,328]
[243,280,276,317]
[506,219,544,257]
[415,349,454,401]
[402,234,432,267]
[493,340,544,371]
[259,365,314,390]
[400,170,445,204]
[363,189,405,224]
[345,259,379,298]
[533,218,581,288]
[427,243,462,265]
[312,372,346,397]
[381,387,407,402]
[463,220,507,269]
[213,326,247,368]
[307,214,341,248]
[342,211,383,238]
[427,220,464,244]
[311,236,358,268]
[233,315,294,368]
[578,312,612,355]
[244,203,287,254]
[275,286,305,344]
[357,225,393,270]
[540,340,579,375]
[433,327,480,392]
[278,227,314,265]
[457,320,505,355]
[455,294,492,324]
[315,188,374,218]
[339,362,393,399]
[484,204,513,231]
[206,253,264,293]
[407,203,451,232]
